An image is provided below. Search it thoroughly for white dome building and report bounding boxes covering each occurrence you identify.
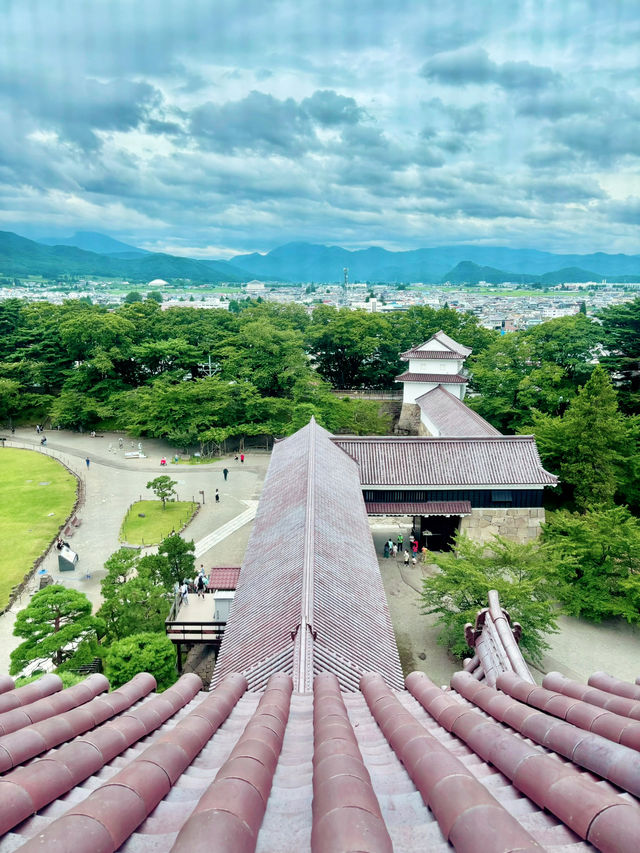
[147,278,169,288]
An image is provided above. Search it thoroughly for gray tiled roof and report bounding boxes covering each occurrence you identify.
[396,371,467,383]
[333,435,558,486]
[211,418,404,693]
[416,385,502,437]
[401,330,472,359]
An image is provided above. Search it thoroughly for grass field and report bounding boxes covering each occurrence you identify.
[0,449,77,608]
[120,500,198,545]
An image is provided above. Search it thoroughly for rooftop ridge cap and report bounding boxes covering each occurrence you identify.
[293,420,316,692]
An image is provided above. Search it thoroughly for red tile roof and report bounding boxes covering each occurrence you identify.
[333,435,558,486]
[4,664,640,851]
[416,384,502,436]
[207,567,241,590]
[365,501,472,515]
[396,371,467,383]
[211,418,404,693]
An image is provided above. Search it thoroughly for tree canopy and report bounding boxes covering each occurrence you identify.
[104,632,177,690]
[421,534,562,664]
[10,586,102,675]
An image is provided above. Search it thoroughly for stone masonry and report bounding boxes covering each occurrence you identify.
[459,507,545,545]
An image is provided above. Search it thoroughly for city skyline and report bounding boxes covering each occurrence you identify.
[2,1,638,258]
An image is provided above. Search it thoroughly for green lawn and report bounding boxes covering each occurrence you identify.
[120,500,198,545]
[0,449,77,608]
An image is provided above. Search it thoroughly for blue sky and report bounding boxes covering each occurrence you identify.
[1,0,639,257]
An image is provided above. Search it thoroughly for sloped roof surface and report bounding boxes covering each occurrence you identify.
[401,330,472,359]
[333,435,558,486]
[1,666,639,851]
[396,371,467,383]
[211,418,404,692]
[365,501,472,515]
[207,567,241,590]
[416,384,502,437]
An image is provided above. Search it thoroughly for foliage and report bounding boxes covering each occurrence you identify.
[421,534,562,664]
[158,533,196,588]
[98,564,170,643]
[146,475,177,508]
[10,586,102,675]
[530,366,629,509]
[15,671,86,688]
[599,296,640,413]
[103,632,177,690]
[543,506,640,623]
[469,314,602,432]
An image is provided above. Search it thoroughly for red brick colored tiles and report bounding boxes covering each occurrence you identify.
[589,671,640,702]
[447,671,640,846]
[0,672,108,737]
[362,672,541,852]
[172,672,292,853]
[0,672,203,838]
[497,672,640,752]
[0,673,62,714]
[312,672,392,853]
[0,674,15,694]
[544,671,640,721]
[0,672,155,774]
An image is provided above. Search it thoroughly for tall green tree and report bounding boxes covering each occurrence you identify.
[543,506,640,623]
[599,296,640,413]
[158,533,196,588]
[421,534,562,663]
[531,366,628,509]
[469,314,603,432]
[10,586,102,675]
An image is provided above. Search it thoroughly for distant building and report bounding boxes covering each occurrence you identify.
[245,279,266,293]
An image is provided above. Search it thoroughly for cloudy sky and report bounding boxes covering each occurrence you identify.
[2,0,639,257]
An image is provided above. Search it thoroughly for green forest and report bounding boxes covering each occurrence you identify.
[4,293,640,671]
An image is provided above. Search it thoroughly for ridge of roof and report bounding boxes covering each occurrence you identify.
[400,330,472,359]
[212,419,404,692]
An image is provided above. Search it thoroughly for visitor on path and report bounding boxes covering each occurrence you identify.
[196,573,206,599]
[383,542,390,559]
[40,436,47,446]
[391,543,398,558]
[240,453,245,463]
[85,457,90,468]
[403,550,410,566]
[412,540,419,554]
[412,556,417,566]
[387,538,393,552]
[223,468,229,480]
[180,582,189,605]
[397,533,403,550]
[215,489,220,503]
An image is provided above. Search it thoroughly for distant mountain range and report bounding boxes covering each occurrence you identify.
[37,230,150,258]
[0,231,245,283]
[1,230,639,285]
[225,241,640,283]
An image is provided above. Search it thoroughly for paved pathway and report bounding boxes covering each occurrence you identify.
[0,428,270,675]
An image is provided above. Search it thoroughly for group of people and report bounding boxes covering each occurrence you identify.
[178,565,209,604]
[383,532,426,564]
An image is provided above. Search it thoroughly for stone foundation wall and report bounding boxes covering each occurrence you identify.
[459,507,545,545]
[395,402,421,435]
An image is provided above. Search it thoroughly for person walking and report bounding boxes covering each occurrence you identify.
[403,550,410,567]
[397,533,403,551]
[180,581,189,605]
[223,468,229,481]
[196,573,206,600]
[392,543,398,558]
[383,541,390,559]
[240,453,245,463]
[85,457,90,468]
[215,489,220,503]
